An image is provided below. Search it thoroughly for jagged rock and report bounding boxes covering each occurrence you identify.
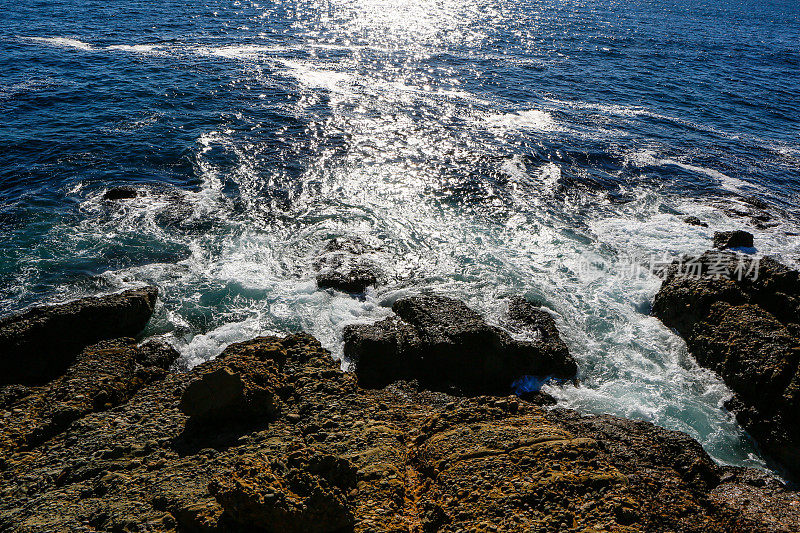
[713,230,754,249]
[179,357,280,429]
[684,216,709,227]
[316,266,378,293]
[135,338,180,371]
[210,449,357,533]
[653,251,800,474]
[344,294,577,393]
[103,186,138,201]
[0,338,172,454]
[0,333,797,532]
[0,287,159,384]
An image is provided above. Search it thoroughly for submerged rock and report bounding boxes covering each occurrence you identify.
[103,186,138,201]
[653,251,800,475]
[0,332,796,532]
[316,266,378,293]
[0,287,159,384]
[315,237,382,294]
[713,230,754,249]
[344,294,577,393]
[684,215,709,227]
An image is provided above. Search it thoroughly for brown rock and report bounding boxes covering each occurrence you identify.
[0,333,797,532]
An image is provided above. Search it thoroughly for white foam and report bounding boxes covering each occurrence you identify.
[485,109,558,131]
[24,37,94,51]
[279,60,352,92]
[626,149,753,193]
[107,44,164,55]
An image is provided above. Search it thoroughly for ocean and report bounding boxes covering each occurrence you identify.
[1,0,799,472]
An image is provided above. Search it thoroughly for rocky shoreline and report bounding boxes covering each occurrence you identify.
[2,237,800,531]
[652,234,800,477]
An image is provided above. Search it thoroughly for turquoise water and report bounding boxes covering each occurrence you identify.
[2,0,800,471]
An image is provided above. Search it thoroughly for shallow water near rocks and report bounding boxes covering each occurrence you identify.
[2,0,800,473]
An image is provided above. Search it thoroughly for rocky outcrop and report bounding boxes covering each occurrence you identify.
[317,267,378,294]
[0,337,176,455]
[0,287,159,384]
[343,295,577,393]
[0,333,797,532]
[652,250,800,474]
[713,230,754,250]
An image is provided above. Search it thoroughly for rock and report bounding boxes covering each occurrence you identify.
[315,238,381,294]
[713,230,754,249]
[103,186,138,201]
[684,216,709,227]
[135,338,180,371]
[316,266,378,294]
[0,338,172,454]
[653,251,800,475]
[209,450,357,533]
[0,332,797,532]
[344,295,577,393]
[179,359,279,429]
[0,287,158,385]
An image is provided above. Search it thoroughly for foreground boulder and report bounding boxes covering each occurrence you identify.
[0,287,158,384]
[0,333,797,532]
[652,250,800,474]
[0,337,176,455]
[344,295,577,393]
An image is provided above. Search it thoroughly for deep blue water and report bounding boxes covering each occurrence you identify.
[1,0,799,471]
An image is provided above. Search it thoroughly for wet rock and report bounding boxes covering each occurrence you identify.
[0,287,159,384]
[315,238,382,294]
[0,332,797,532]
[653,251,800,475]
[344,294,577,393]
[135,338,180,371]
[316,266,378,294]
[713,230,754,249]
[684,216,709,227]
[103,186,138,201]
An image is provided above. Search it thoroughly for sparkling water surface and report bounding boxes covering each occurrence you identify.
[2,0,800,472]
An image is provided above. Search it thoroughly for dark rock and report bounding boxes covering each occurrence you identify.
[136,338,180,371]
[713,230,754,249]
[316,266,378,294]
[653,251,800,475]
[103,186,138,201]
[684,216,709,227]
[315,238,382,294]
[344,295,577,393]
[742,196,769,210]
[0,287,159,385]
[517,390,557,406]
[0,332,798,532]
